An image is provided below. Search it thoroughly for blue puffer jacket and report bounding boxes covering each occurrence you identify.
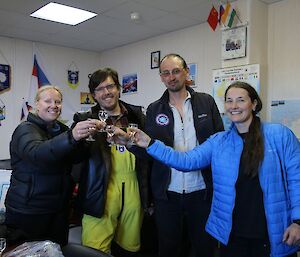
[147,123,300,257]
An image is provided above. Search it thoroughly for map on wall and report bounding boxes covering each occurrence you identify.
[212,64,260,114]
[271,99,300,139]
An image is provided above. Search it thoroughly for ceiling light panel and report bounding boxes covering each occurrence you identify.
[30,2,97,26]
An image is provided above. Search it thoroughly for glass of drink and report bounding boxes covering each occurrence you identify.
[98,110,108,132]
[128,123,138,145]
[105,125,115,147]
[86,119,96,142]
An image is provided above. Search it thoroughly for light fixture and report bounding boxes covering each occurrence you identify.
[130,12,140,21]
[30,2,97,26]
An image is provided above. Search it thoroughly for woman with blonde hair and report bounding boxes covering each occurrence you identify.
[5,85,99,245]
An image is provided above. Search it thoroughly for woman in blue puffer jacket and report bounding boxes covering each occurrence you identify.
[112,82,300,257]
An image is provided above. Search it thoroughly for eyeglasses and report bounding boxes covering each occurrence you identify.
[160,68,184,77]
[94,84,117,93]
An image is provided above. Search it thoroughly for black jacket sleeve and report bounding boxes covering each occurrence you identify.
[11,122,84,168]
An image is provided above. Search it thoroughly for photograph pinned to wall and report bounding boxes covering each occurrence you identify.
[0,64,10,92]
[151,51,160,69]
[187,63,197,87]
[80,92,95,105]
[122,73,137,94]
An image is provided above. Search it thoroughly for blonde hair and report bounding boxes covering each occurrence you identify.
[35,85,63,102]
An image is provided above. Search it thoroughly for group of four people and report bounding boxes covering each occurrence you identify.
[4,53,300,257]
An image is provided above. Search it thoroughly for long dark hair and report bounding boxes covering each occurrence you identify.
[225,82,264,177]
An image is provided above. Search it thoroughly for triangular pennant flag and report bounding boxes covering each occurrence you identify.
[207,6,219,31]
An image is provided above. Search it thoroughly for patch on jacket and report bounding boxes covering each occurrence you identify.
[117,145,126,153]
[155,114,169,126]
[198,114,208,119]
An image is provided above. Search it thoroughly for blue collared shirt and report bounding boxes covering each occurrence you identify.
[168,92,206,194]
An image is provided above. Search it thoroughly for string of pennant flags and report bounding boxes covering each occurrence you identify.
[207,2,242,31]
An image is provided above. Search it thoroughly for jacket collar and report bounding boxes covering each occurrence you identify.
[27,112,51,130]
[27,112,64,136]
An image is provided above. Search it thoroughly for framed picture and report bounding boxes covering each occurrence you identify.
[151,51,160,69]
[221,26,247,60]
[122,73,137,94]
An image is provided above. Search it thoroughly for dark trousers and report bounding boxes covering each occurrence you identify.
[220,234,297,257]
[5,208,69,246]
[154,190,215,257]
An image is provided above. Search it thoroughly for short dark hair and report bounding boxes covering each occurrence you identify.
[88,68,121,94]
[159,53,188,72]
[225,81,262,114]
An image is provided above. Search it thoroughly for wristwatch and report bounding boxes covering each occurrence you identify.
[292,219,300,226]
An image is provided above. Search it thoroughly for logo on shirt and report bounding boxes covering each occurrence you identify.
[117,145,126,153]
[156,114,169,126]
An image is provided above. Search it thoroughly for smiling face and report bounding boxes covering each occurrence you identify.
[92,76,120,112]
[36,88,62,123]
[159,56,189,93]
[225,87,257,132]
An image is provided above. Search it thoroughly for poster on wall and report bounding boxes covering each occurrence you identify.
[212,64,260,129]
[271,99,300,139]
[122,73,137,94]
[80,92,95,112]
[80,92,95,105]
[0,64,10,92]
[187,63,197,88]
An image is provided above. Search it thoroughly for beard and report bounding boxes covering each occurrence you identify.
[166,81,185,92]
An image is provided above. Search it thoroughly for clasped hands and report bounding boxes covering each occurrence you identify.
[106,126,152,148]
[72,120,152,148]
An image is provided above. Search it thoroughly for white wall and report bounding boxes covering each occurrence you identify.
[267,0,300,119]
[0,37,101,159]
[1,0,300,159]
[98,0,270,115]
[99,23,221,109]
